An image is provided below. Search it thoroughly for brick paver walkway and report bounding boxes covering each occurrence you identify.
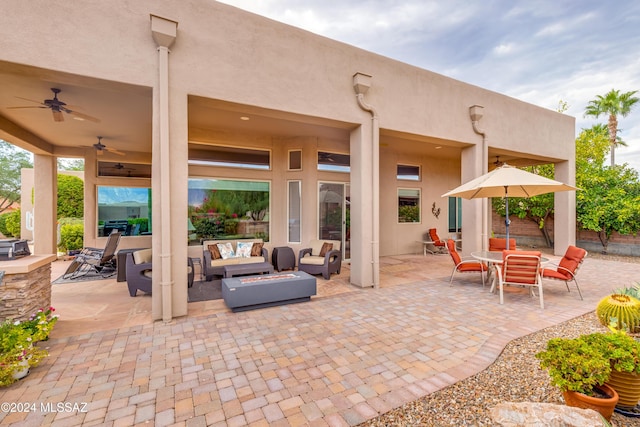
[0,254,631,426]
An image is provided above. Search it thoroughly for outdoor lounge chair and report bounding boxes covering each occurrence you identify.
[446,239,487,286]
[298,239,342,279]
[492,250,543,308]
[62,231,122,280]
[541,245,587,300]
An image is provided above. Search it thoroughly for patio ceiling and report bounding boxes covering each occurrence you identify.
[0,62,356,165]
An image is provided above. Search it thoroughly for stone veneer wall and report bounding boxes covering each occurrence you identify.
[0,263,52,322]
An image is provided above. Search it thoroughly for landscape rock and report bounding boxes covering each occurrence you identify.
[490,402,606,427]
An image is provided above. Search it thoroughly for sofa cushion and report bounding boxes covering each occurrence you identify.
[133,248,152,264]
[236,241,253,258]
[210,256,266,268]
[251,242,264,257]
[217,242,235,259]
[208,244,222,260]
[319,242,333,257]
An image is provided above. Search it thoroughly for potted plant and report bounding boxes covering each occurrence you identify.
[536,332,620,421]
[598,325,640,412]
[0,320,48,387]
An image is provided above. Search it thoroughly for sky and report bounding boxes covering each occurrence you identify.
[218,0,640,170]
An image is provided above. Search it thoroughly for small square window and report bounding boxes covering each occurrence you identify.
[397,164,420,181]
[289,150,302,170]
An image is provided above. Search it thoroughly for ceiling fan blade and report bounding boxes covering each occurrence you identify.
[52,110,64,122]
[13,96,44,105]
[67,109,101,123]
[6,106,46,110]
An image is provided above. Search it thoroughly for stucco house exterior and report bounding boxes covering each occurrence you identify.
[0,0,575,322]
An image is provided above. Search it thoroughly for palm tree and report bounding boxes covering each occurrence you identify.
[584,89,639,166]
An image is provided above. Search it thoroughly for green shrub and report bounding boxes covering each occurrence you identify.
[0,213,11,237]
[59,220,84,251]
[57,174,84,219]
[4,209,20,237]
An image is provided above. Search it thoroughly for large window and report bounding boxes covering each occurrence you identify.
[398,188,420,223]
[97,186,151,236]
[188,178,270,243]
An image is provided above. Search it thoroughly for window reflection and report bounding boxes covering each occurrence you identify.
[188,178,270,244]
[97,186,151,236]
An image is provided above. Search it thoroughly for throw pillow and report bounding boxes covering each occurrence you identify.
[251,242,264,257]
[208,244,222,260]
[217,242,235,259]
[236,242,253,258]
[319,242,333,257]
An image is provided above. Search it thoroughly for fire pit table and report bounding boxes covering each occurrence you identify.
[222,271,317,312]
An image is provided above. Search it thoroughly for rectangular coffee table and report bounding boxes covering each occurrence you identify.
[222,271,317,312]
[222,262,274,278]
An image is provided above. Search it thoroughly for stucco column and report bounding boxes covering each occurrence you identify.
[33,154,57,255]
[151,15,178,321]
[349,124,374,287]
[460,146,484,254]
[554,160,576,255]
[82,149,98,249]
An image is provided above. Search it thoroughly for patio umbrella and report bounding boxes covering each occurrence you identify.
[441,164,577,249]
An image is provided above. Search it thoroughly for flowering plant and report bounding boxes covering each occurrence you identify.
[20,307,58,342]
[0,307,58,387]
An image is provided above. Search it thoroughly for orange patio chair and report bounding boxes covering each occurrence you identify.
[493,250,543,308]
[428,228,446,252]
[488,237,517,251]
[541,245,587,300]
[446,239,487,286]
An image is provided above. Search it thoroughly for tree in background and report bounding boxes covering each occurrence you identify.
[492,164,555,247]
[584,89,639,166]
[57,174,84,219]
[0,140,32,214]
[575,124,640,253]
[58,158,84,171]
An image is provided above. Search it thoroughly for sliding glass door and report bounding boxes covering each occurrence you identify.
[318,182,350,261]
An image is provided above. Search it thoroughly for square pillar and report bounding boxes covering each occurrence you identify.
[349,124,374,287]
[554,160,576,255]
[33,154,57,255]
[460,145,484,254]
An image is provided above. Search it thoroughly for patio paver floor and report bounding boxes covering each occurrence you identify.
[0,252,631,426]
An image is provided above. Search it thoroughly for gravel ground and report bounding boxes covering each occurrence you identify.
[358,253,640,427]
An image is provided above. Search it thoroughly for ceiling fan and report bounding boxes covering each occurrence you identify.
[8,87,100,123]
[93,136,125,156]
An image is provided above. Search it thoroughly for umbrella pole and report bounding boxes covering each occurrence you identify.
[504,186,510,250]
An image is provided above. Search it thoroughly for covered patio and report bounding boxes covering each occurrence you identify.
[2,252,626,425]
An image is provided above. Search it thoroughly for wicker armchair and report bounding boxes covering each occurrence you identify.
[298,239,342,279]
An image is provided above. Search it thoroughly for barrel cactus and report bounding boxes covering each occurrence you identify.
[596,294,640,333]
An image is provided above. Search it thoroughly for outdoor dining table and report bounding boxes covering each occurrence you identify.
[471,250,549,292]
